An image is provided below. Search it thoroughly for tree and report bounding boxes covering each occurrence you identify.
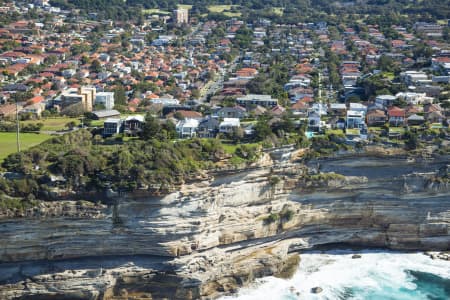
[145,32,158,44]
[161,121,177,140]
[254,117,272,141]
[41,110,51,118]
[113,85,127,106]
[81,55,90,65]
[90,59,102,73]
[174,111,185,120]
[206,70,216,81]
[66,121,77,130]
[191,88,200,99]
[58,153,85,189]
[44,55,58,66]
[115,149,132,178]
[378,55,395,72]
[234,26,253,49]
[230,127,244,144]
[141,114,161,140]
[93,134,103,147]
[62,103,84,117]
[413,43,433,60]
[404,130,419,150]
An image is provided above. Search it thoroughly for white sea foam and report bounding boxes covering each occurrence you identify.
[219,251,450,300]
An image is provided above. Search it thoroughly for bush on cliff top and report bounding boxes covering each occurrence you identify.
[0,130,260,200]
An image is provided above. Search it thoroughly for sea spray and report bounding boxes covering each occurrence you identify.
[220,251,450,300]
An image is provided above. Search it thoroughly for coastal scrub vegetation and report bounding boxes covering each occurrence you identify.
[0,109,312,204]
[263,208,295,225]
[0,128,259,201]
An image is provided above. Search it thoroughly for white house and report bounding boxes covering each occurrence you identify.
[20,103,45,117]
[99,53,110,62]
[346,110,365,129]
[375,95,396,108]
[311,103,328,116]
[103,118,122,136]
[219,118,240,133]
[395,92,432,105]
[150,98,180,106]
[307,112,322,132]
[95,92,115,110]
[176,118,199,138]
[236,94,278,108]
[349,103,367,116]
[401,71,429,85]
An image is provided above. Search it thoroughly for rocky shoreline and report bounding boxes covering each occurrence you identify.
[0,152,449,299]
[424,251,450,261]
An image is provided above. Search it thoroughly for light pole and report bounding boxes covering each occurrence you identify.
[15,99,20,153]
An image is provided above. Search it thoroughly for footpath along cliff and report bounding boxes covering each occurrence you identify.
[0,150,449,299]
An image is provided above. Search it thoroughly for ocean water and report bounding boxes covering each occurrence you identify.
[220,251,450,300]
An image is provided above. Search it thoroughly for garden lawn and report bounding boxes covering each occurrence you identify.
[389,127,405,133]
[142,9,170,15]
[223,12,242,17]
[207,5,234,13]
[326,129,345,135]
[0,132,52,162]
[21,117,80,131]
[177,4,192,9]
[271,7,284,16]
[207,5,241,16]
[221,141,260,155]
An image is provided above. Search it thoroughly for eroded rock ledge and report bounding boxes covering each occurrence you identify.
[0,155,449,299]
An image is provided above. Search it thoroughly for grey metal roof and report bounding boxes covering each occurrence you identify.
[93,109,121,118]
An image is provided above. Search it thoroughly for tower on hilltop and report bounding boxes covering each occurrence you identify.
[173,8,189,24]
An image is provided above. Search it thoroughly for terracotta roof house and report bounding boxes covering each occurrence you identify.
[405,104,423,117]
[271,105,286,116]
[250,105,267,116]
[235,68,258,78]
[424,103,442,114]
[26,95,44,105]
[387,106,406,126]
[291,100,309,117]
[0,103,19,119]
[167,110,203,120]
[366,109,387,127]
[427,111,444,123]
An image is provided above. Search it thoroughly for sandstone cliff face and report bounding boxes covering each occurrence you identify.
[0,155,449,299]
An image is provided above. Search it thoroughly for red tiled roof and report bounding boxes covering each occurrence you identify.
[26,95,44,105]
[388,106,405,117]
[291,100,308,110]
[167,110,203,119]
[0,104,17,116]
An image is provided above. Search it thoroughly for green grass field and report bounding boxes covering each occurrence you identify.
[271,7,284,16]
[326,129,345,135]
[142,9,170,15]
[208,5,234,13]
[389,127,405,133]
[21,117,80,131]
[223,11,242,17]
[0,132,52,162]
[381,72,395,80]
[221,141,260,155]
[207,5,241,17]
[177,4,192,10]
